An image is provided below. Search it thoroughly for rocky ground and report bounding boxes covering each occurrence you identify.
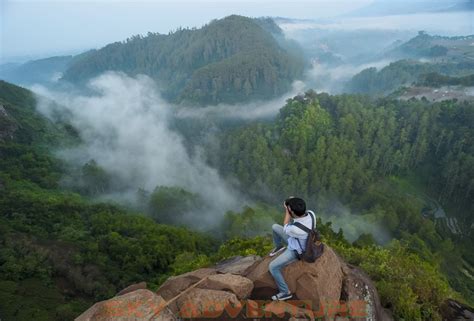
[75,244,474,320]
[75,245,396,321]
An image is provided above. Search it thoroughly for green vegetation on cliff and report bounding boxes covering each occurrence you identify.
[0,81,217,320]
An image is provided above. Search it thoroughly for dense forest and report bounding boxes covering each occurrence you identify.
[0,80,218,319]
[61,15,305,105]
[212,91,474,303]
[1,79,473,321]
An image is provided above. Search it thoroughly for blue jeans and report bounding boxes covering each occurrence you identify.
[269,224,299,294]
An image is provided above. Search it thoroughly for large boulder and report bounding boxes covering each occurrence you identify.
[440,299,474,321]
[339,263,393,321]
[214,255,261,275]
[263,301,315,320]
[116,281,147,296]
[173,288,243,319]
[156,267,216,300]
[198,273,254,299]
[245,245,344,313]
[75,289,176,321]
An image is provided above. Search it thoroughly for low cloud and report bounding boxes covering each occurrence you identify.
[33,71,245,229]
[306,59,393,93]
[175,80,307,120]
[321,201,392,245]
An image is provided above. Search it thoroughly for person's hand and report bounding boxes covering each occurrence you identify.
[283,196,294,207]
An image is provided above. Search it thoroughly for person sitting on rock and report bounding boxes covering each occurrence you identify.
[268,197,316,301]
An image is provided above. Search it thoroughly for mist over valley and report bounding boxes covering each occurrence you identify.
[1,1,473,320]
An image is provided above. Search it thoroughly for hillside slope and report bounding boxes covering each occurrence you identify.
[0,81,218,320]
[61,15,305,105]
[0,56,73,87]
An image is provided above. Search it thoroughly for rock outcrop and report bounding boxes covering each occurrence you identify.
[214,254,260,275]
[339,262,393,321]
[75,289,176,321]
[76,246,395,321]
[0,104,18,142]
[245,245,344,312]
[199,273,254,299]
[116,281,148,296]
[156,268,217,301]
[440,299,474,321]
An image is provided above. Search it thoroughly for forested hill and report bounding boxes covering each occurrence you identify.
[213,91,474,303]
[61,15,305,105]
[0,80,219,320]
[0,80,472,320]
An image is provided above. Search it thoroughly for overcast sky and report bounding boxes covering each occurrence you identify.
[1,0,372,62]
[1,0,472,63]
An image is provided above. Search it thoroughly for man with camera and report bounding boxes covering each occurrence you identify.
[268,197,316,301]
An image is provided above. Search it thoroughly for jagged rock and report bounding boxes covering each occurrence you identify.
[116,281,147,296]
[245,245,344,312]
[340,263,394,321]
[0,104,18,142]
[156,267,216,300]
[214,255,262,275]
[264,301,315,320]
[172,288,242,319]
[440,299,474,321]
[0,104,8,117]
[198,273,253,299]
[75,289,176,321]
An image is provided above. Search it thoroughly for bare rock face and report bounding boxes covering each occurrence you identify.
[0,104,18,142]
[173,288,242,319]
[214,255,261,275]
[440,299,474,321]
[198,273,254,299]
[340,263,393,321]
[116,282,147,296]
[263,301,315,320]
[156,268,216,300]
[245,245,344,312]
[75,289,176,321]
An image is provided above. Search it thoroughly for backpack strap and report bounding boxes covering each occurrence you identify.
[293,211,315,234]
[293,211,315,254]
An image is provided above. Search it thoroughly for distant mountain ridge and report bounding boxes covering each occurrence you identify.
[386,31,474,61]
[0,56,73,86]
[61,15,305,105]
[346,0,472,17]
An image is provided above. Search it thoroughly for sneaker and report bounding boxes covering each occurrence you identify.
[269,246,286,257]
[271,292,293,301]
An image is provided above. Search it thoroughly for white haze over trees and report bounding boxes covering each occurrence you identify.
[32,71,396,242]
[18,0,472,238]
[33,72,245,229]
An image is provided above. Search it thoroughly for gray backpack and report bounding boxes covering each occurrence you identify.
[293,211,324,263]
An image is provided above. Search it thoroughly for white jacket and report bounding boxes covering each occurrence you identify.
[283,210,316,254]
